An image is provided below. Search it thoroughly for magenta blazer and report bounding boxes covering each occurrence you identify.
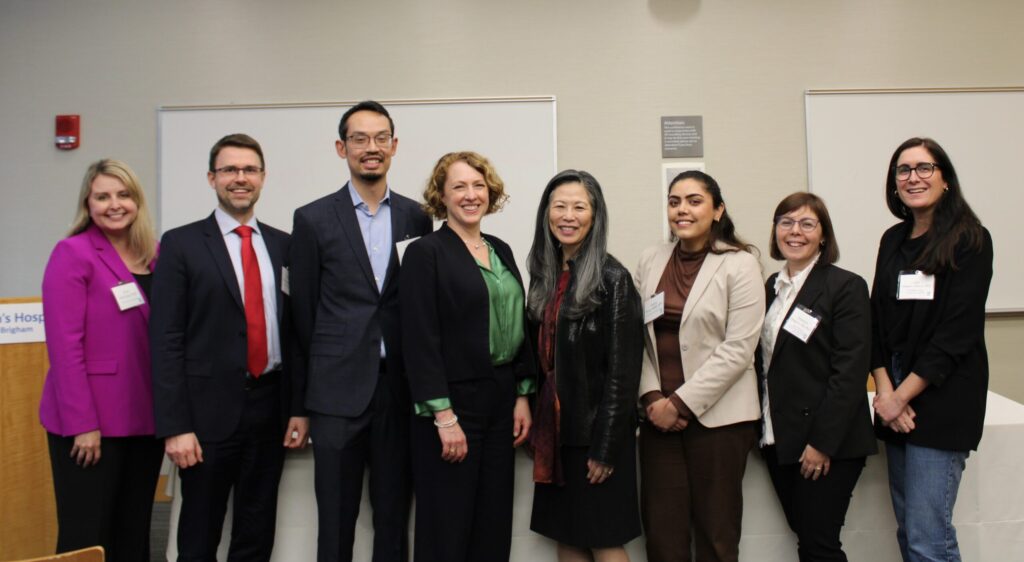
[39,224,157,437]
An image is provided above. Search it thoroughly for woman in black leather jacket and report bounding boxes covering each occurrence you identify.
[526,169,644,562]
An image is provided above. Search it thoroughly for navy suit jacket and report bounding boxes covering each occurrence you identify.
[756,262,877,464]
[290,184,433,417]
[150,213,302,441]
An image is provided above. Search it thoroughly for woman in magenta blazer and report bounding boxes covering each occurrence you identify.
[39,159,164,562]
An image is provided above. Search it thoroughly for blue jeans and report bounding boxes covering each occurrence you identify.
[885,441,968,562]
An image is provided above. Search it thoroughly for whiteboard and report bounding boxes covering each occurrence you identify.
[805,88,1023,313]
[158,97,557,275]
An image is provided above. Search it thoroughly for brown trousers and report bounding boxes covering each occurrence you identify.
[639,419,757,562]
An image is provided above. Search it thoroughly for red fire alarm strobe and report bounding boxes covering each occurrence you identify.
[56,115,80,149]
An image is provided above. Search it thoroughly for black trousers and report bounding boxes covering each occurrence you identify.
[309,364,412,562]
[47,432,164,562]
[177,383,285,562]
[761,446,866,562]
[410,365,517,562]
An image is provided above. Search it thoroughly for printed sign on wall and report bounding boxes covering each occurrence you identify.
[0,302,45,344]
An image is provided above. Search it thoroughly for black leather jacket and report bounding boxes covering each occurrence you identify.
[533,256,644,465]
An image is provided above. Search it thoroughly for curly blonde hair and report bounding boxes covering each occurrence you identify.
[422,151,508,220]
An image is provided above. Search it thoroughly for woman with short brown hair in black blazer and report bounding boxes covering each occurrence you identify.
[756,192,877,561]
[870,137,992,562]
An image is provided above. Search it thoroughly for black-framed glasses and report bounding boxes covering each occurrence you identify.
[894,162,939,181]
[213,166,264,177]
[346,133,393,149]
[775,217,820,232]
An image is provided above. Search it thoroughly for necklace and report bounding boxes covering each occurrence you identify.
[465,238,485,250]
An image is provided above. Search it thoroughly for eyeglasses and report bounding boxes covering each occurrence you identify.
[345,133,393,149]
[775,217,820,232]
[894,162,939,181]
[213,166,264,177]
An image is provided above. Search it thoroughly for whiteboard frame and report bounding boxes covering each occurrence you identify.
[805,86,1024,315]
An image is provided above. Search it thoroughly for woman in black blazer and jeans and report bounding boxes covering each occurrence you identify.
[870,137,992,562]
[401,152,535,562]
[757,192,877,561]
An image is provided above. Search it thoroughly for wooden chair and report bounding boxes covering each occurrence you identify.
[7,546,104,562]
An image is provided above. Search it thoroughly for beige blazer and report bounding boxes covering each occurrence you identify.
[634,241,765,428]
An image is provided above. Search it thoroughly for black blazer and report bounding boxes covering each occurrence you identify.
[756,262,877,464]
[400,223,535,404]
[871,223,993,451]
[289,184,432,417]
[150,213,303,441]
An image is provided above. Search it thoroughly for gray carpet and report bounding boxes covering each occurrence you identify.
[151,501,170,562]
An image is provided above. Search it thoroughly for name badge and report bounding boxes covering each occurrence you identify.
[281,266,290,296]
[644,292,665,324]
[897,270,935,301]
[395,236,421,266]
[782,304,821,343]
[111,281,145,311]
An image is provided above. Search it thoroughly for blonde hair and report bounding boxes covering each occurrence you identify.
[69,159,157,268]
[422,151,508,220]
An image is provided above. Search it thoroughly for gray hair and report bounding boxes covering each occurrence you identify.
[527,170,610,320]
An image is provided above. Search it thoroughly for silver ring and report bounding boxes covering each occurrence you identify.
[814,466,822,471]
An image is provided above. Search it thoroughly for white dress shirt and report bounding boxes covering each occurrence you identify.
[214,207,282,373]
[759,254,819,447]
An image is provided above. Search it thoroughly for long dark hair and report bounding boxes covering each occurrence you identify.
[884,137,983,272]
[527,170,609,321]
[669,170,754,254]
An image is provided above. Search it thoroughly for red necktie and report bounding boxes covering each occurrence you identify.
[235,226,267,377]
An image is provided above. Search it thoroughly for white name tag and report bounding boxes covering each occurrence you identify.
[644,292,665,324]
[395,236,421,266]
[782,305,820,343]
[281,266,290,295]
[111,282,145,311]
[897,270,935,301]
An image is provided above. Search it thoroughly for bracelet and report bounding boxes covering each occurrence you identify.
[433,415,459,428]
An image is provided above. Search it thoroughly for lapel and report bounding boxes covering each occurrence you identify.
[640,243,674,352]
[769,262,828,365]
[381,193,412,295]
[259,221,285,321]
[680,248,726,325]
[333,184,379,295]
[201,213,244,311]
[87,225,151,321]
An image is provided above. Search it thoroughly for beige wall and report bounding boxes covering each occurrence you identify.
[1,0,1021,399]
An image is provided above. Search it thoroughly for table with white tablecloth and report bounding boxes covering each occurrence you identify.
[167,391,1024,561]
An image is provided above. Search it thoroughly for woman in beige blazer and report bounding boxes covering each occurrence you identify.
[634,170,765,562]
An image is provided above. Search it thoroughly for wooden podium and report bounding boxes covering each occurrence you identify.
[0,297,57,560]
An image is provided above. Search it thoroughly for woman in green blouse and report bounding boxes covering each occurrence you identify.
[400,151,536,562]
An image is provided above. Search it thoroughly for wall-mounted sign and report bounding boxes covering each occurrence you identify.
[661,115,703,158]
[0,302,45,344]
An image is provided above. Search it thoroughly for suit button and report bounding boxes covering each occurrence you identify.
[681,345,689,352]
[801,408,810,416]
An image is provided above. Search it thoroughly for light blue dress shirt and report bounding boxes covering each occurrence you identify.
[348,183,393,357]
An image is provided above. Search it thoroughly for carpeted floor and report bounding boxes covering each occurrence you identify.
[151,501,170,562]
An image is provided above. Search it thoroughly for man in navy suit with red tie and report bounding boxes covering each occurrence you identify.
[151,133,309,561]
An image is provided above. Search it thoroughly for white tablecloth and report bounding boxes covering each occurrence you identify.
[167,392,1024,561]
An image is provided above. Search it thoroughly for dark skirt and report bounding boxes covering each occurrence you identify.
[530,440,641,549]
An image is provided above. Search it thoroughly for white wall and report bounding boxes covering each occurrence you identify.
[2,0,1022,399]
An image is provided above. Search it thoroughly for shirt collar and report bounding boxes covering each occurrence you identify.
[348,182,391,210]
[774,252,819,294]
[214,207,261,237]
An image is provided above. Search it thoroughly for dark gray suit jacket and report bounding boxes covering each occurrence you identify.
[290,184,432,417]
